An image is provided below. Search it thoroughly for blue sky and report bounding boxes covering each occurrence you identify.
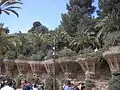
[0,0,98,33]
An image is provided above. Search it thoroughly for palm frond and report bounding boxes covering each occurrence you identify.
[0,0,7,6]
[0,0,22,17]
[5,8,19,17]
[2,1,22,7]
[2,10,10,15]
[3,6,21,9]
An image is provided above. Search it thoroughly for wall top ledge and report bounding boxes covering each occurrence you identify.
[103,46,120,57]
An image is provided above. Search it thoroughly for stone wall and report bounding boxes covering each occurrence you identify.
[2,46,120,90]
[0,58,111,90]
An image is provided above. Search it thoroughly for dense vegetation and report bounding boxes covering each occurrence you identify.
[109,72,120,90]
[0,0,120,61]
[1,0,120,90]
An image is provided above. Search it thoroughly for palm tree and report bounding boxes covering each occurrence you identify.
[51,29,70,50]
[0,0,22,17]
[95,16,114,40]
[13,32,32,56]
[69,32,91,53]
[95,12,120,48]
[0,23,5,36]
[0,35,15,54]
[27,32,49,53]
[0,32,16,59]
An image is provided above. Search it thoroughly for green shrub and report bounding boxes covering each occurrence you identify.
[44,50,53,60]
[5,51,17,60]
[30,51,45,61]
[0,75,10,82]
[15,75,25,88]
[109,71,120,90]
[22,45,32,56]
[59,47,77,57]
[44,74,59,90]
[85,80,94,90]
[44,50,59,60]
[17,54,29,60]
[30,54,43,61]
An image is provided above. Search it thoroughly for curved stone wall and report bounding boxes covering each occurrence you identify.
[1,58,111,90]
[2,46,120,90]
[3,45,120,90]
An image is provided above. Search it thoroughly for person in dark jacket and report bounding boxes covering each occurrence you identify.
[21,80,30,90]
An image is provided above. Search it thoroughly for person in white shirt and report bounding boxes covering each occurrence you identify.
[1,79,14,90]
[77,83,81,90]
[32,83,38,90]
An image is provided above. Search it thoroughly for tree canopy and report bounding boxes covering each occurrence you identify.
[1,0,120,61]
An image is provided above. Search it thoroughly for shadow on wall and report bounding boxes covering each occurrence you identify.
[95,60,111,80]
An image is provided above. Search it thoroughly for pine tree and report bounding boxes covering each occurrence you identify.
[99,0,120,16]
[28,21,48,33]
[61,0,96,36]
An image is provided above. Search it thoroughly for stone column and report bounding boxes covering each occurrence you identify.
[59,60,76,80]
[3,60,16,77]
[15,60,30,75]
[43,60,53,74]
[103,46,120,73]
[59,62,69,80]
[103,55,119,73]
[76,58,95,82]
[29,61,46,81]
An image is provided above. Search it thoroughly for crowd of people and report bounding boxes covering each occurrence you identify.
[63,81,86,90]
[0,77,98,90]
[21,80,44,90]
[0,79,44,90]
